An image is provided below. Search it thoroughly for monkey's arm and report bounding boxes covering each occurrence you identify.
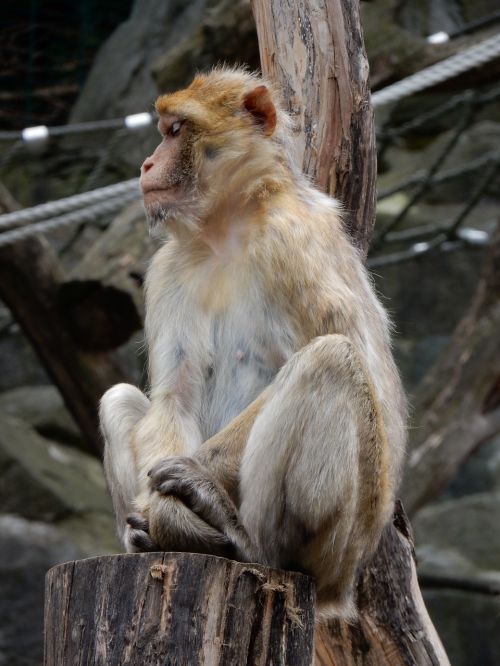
[132,397,198,481]
[146,387,270,555]
[194,389,270,500]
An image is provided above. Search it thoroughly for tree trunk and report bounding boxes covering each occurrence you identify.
[44,552,316,666]
[0,235,126,454]
[251,0,449,663]
[251,0,377,252]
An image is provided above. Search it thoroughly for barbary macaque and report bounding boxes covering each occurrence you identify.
[100,67,406,618]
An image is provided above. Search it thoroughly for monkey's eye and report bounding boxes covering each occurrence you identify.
[169,121,183,137]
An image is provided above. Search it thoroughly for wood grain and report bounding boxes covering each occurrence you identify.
[251,0,377,252]
[44,552,316,665]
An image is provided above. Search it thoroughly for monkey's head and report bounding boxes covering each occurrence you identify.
[140,67,293,235]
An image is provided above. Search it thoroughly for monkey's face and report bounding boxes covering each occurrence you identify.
[141,70,279,234]
[140,114,196,231]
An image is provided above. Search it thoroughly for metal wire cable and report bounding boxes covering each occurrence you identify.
[0,32,497,148]
[378,84,500,145]
[378,151,500,200]
[0,179,140,231]
[0,33,498,257]
[0,190,141,248]
[373,94,478,247]
[372,33,500,108]
[0,114,153,142]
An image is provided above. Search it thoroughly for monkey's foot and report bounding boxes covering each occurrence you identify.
[148,456,257,561]
[125,512,159,552]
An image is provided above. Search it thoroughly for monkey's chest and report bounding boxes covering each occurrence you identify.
[198,312,289,439]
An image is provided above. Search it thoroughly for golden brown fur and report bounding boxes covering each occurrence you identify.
[100,67,406,619]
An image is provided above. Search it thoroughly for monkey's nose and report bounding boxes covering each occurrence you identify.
[141,158,154,173]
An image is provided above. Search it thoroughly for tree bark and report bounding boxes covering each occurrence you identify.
[251,0,377,252]
[402,223,500,515]
[0,235,126,454]
[315,503,449,665]
[252,0,448,663]
[44,552,316,666]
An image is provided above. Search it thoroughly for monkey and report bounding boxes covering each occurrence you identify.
[99,67,406,619]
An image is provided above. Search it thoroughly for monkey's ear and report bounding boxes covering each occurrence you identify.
[243,86,277,137]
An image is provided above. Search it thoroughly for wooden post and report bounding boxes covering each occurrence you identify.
[44,552,315,665]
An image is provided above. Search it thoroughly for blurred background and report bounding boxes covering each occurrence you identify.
[0,1,499,664]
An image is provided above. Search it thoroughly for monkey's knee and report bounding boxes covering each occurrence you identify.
[100,383,150,449]
[296,334,360,376]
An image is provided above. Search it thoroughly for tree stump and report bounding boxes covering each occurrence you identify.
[44,552,316,665]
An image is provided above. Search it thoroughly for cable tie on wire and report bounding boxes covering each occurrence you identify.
[412,242,430,254]
[457,227,490,245]
[427,32,450,44]
[22,126,49,143]
[124,112,153,129]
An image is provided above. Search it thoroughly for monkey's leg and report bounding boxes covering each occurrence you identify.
[239,334,392,618]
[99,383,151,550]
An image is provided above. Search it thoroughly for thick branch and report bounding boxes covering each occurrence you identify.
[316,504,449,665]
[0,236,126,454]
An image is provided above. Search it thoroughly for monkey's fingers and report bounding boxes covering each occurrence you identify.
[125,512,160,552]
[148,455,203,484]
[126,527,158,552]
[126,512,150,532]
[152,472,219,526]
[150,459,257,562]
[148,457,212,514]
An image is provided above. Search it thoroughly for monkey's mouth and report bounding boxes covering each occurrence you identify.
[142,187,182,202]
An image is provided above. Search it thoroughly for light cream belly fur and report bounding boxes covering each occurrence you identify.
[198,306,291,440]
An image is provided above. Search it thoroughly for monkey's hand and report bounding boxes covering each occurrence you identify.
[148,456,257,562]
[125,511,159,553]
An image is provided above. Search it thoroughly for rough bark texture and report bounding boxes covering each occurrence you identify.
[252,0,449,663]
[402,223,500,515]
[0,236,125,454]
[44,552,316,665]
[251,0,377,252]
[315,503,449,665]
